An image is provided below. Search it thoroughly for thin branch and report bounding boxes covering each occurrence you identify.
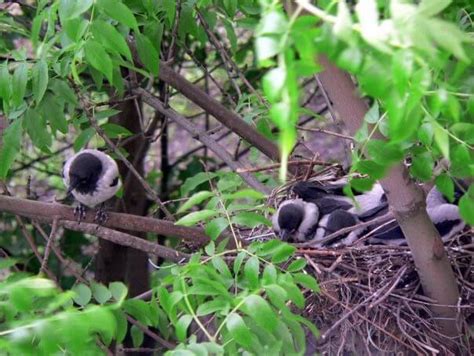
[296,125,354,141]
[236,159,339,173]
[40,217,59,275]
[61,221,190,263]
[134,87,271,194]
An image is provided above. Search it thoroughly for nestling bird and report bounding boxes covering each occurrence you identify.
[63,149,121,223]
[273,182,387,244]
[272,198,319,242]
[368,186,466,245]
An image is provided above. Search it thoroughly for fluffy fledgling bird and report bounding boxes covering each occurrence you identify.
[63,149,121,223]
[368,186,466,245]
[272,199,319,242]
[292,180,388,217]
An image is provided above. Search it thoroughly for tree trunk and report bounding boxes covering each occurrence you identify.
[317,55,460,340]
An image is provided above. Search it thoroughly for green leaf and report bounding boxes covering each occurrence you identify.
[175,210,217,226]
[41,94,68,134]
[255,36,280,63]
[0,258,19,269]
[100,123,133,139]
[0,63,11,101]
[135,32,159,76]
[435,174,454,203]
[364,102,379,124]
[257,10,287,35]
[73,127,95,151]
[293,273,320,292]
[24,108,52,151]
[84,40,114,83]
[410,152,434,181]
[72,284,92,306]
[418,0,452,17]
[91,282,112,304]
[91,20,132,61]
[426,18,469,62]
[233,251,246,276]
[130,325,144,347]
[244,256,259,289]
[95,109,121,119]
[98,0,138,31]
[12,63,28,107]
[178,191,214,213]
[31,60,48,104]
[226,313,252,348]
[459,192,474,225]
[176,314,193,342]
[109,282,128,302]
[113,310,128,343]
[271,244,296,264]
[367,140,404,165]
[123,299,151,325]
[59,0,93,21]
[0,118,23,178]
[262,67,286,103]
[354,159,387,179]
[264,284,288,308]
[204,241,215,256]
[280,279,305,308]
[196,299,229,316]
[334,0,353,42]
[49,79,77,105]
[432,121,450,159]
[181,172,217,195]
[286,259,307,272]
[231,212,271,228]
[242,295,278,333]
[205,217,229,240]
[161,0,176,25]
[262,264,277,285]
[212,256,232,279]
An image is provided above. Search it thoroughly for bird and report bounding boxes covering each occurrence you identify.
[272,198,319,242]
[313,209,364,247]
[292,180,388,217]
[273,181,388,245]
[368,186,466,245]
[63,149,121,223]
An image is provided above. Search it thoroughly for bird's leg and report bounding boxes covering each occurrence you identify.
[73,203,87,223]
[94,203,108,225]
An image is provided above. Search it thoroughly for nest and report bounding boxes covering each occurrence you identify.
[254,170,474,354]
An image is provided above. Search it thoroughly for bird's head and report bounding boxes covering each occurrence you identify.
[68,153,103,195]
[277,203,304,241]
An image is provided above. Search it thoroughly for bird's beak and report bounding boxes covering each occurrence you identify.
[280,230,292,241]
[67,178,80,196]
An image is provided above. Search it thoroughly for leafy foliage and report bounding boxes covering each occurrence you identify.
[256,0,473,217]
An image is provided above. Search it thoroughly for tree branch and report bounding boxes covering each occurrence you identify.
[61,221,190,263]
[134,87,271,194]
[0,195,209,244]
[157,63,281,162]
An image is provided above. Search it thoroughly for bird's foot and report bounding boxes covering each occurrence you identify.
[74,204,87,223]
[94,204,108,226]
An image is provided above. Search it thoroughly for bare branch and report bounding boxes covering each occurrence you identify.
[0,195,210,244]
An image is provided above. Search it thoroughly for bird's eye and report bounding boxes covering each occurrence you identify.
[110,176,119,187]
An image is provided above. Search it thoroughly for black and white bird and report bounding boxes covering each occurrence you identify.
[368,186,466,245]
[272,198,319,242]
[292,180,388,218]
[63,149,121,223]
[287,181,388,246]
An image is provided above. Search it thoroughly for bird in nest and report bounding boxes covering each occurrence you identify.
[63,149,121,224]
[272,180,466,247]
